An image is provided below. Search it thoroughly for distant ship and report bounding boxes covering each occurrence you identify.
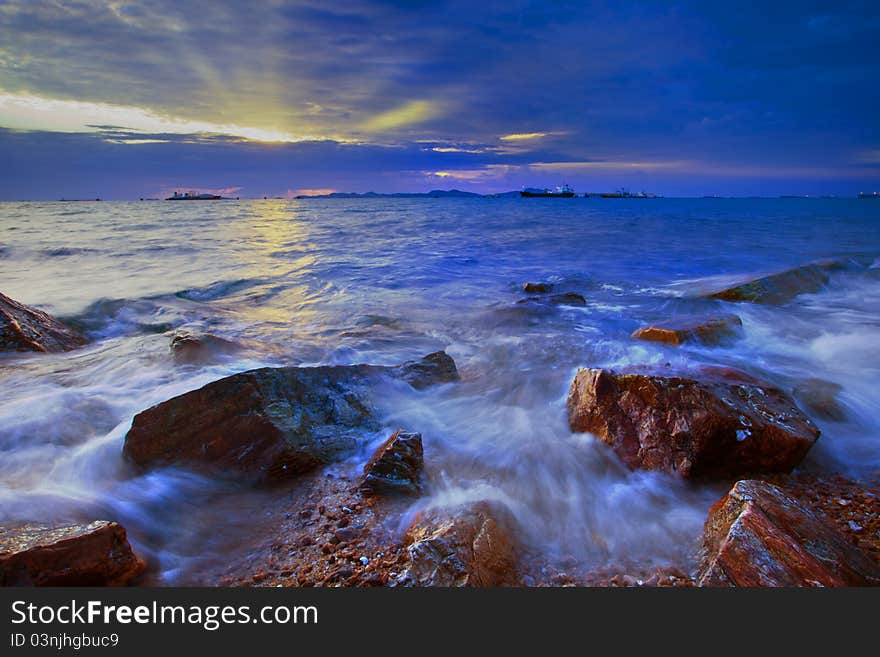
[858,191,879,199]
[166,191,222,201]
[599,188,661,199]
[520,184,576,198]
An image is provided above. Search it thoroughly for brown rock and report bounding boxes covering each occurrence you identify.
[631,314,742,346]
[698,480,880,586]
[793,378,846,421]
[705,261,840,304]
[170,331,240,364]
[360,430,424,496]
[396,502,518,587]
[522,282,553,294]
[567,367,820,478]
[123,352,457,482]
[0,521,145,586]
[0,291,86,353]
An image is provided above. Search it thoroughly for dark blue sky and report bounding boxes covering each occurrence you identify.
[0,0,878,198]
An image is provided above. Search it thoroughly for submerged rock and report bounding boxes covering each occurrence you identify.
[123,352,458,482]
[0,521,145,586]
[396,350,459,389]
[522,282,553,294]
[517,292,586,307]
[792,378,846,422]
[698,480,880,587]
[631,314,742,346]
[567,367,820,479]
[705,261,840,304]
[396,502,518,587]
[0,291,86,353]
[170,331,240,364]
[360,430,424,496]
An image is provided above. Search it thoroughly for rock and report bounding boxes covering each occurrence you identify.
[793,378,846,421]
[0,521,145,586]
[123,352,457,482]
[396,351,459,389]
[631,314,742,346]
[705,261,839,304]
[567,367,820,478]
[396,502,518,587]
[0,291,86,353]
[698,480,880,586]
[517,293,586,307]
[360,430,424,496]
[763,472,880,563]
[522,282,553,294]
[170,331,240,364]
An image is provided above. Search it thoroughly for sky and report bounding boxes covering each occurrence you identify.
[0,0,878,199]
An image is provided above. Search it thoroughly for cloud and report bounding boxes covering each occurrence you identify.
[0,91,337,142]
[359,100,440,133]
[0,1,878,196]
[499,132,547,142]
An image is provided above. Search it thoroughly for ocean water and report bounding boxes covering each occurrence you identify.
[1,197,879,582]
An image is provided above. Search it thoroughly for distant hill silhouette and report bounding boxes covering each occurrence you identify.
[295,189,483,199]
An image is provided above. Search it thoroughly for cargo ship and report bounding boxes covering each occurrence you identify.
[520,184,576,198]
[166,191,223,201]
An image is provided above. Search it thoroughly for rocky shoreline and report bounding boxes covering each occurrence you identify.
[1,260,879,587]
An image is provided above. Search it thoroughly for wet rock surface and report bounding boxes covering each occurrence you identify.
[792,378,846,422]
[631,314,742,346]
[567,366,820,479]
[705,261,841,304]
[360,430,424,497]
[395,350,459,389]
[123,352,458,482]
[0,521,145,586]
[764,472,880,565]
[0,291,86,353]
[396,502,519,587]
[522,282,553,294]
[698,479,880,586]
[170,331,241,364]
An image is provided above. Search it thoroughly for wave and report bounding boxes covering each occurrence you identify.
[175,278,265,302]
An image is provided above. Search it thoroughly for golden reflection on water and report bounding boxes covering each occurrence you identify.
[225,199,325,329]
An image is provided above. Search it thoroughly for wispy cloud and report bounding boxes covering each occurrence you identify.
[499,132,548,142]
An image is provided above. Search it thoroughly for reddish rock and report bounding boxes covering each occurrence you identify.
[631,314,742,346]
[567,367,820,478]
[518,292,586,307]
[0,291,86,353]
[396,502,518,587]
[705,261,840,304]
[698,480,880,586]
[360,430,424,496]
[792,378,846,421]
[170,331,240,364]
[0,521,145,586]
[765,472,880,562]
[123,352,457,482]
[522,282,553,294]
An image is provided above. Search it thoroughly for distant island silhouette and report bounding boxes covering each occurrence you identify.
[294,189,484,199]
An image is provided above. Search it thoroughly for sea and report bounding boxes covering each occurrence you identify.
[1,197,879,582]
